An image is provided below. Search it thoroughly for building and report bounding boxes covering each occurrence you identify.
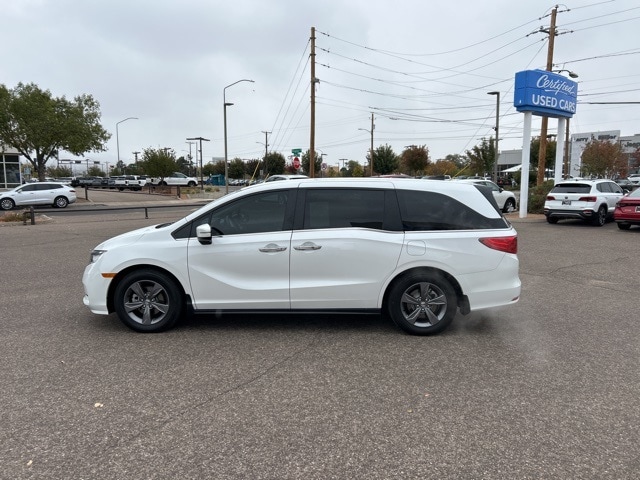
[1,146,21,189]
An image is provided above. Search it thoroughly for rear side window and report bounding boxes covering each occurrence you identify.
[302,189,386,230]
[551,183,591,194]
[396,190,506,230]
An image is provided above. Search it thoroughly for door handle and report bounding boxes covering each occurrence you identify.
[294,241,321,251]
[259,243,287,253]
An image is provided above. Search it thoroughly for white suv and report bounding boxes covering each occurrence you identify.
[544,179,624,226]
[453,179,517,213]
[83,178,521,335]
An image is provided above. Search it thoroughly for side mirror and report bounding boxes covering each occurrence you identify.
[196,224,212,245]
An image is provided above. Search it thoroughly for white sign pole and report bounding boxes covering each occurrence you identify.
[555,117,566,185]
[519,112,532,218]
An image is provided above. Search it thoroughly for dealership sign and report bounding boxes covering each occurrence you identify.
[514,69,578,118]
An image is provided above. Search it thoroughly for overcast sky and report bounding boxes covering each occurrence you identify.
[2,0,639,171]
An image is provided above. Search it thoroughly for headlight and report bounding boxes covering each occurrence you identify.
[90,249,107,264]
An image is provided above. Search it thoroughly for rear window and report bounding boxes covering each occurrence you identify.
[550,183,591,194]
[396,190,507,230]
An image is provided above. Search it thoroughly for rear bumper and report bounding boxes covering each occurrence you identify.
[544,208,594,220]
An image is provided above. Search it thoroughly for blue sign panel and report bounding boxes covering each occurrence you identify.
[514,69,578,118]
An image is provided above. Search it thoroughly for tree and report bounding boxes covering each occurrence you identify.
[344,160,364,177]
[628,147,640,174]
[264,152,286,176]
[465,137,495,176]
[301,150,322,176]
[581,139,626,178]
[440,153,467,169]
[529,137,556,173]
[369,144,398,175]
[140,147,177,181]
[400,145,430,176]
[0,82,110,180]
[427,159,460,176]
[176,156,192,175]
[228,158,246,179]
[87,165,103,177]
[46,166,73,177]
[245,159,261,179]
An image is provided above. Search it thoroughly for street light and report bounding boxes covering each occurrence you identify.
[487,92,500,182]
[553,69,579,78]
[358,127,374,176]
[186,137,210,191]
[116,117,138,168]
[224,79,254,194]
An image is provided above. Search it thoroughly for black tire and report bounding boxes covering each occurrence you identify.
[502,198,516,213]
[617,222,631,230]
[187,181,196,187]
[592,206,607,226]
[1,198,15,210]
[114,269,183,332]
[547,216,558,224]
[160,181,167,186]
[386,271,458,335]
[53,196,69,208]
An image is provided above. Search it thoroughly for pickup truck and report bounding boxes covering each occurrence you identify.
[108,175,147,191]
[148,172,198,187]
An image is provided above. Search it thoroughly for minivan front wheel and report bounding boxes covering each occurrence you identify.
[386,272,457,335]
[114,269,183,332]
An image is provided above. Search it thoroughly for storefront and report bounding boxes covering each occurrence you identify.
[1,147,22,188]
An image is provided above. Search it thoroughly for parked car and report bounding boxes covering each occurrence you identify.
[148,172,198,187]
[0,182,77,210]
[544,179,624,226]
[452,179,517,213]
[82,178,521,335]
[614,187,640,230]
[107,175,146,191]
[264,174,309,182]
[628,174,640,185]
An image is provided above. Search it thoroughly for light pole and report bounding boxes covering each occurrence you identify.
[116,117,138,169]
[186,137,210,191]
[224,79,254,194]
[487,91,500,182]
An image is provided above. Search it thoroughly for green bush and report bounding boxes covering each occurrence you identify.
[527,180,555,214]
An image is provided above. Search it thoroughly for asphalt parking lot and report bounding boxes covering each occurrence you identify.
[1,194,639,479]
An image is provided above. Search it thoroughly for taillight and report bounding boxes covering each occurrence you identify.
[479,235,517,254]
[546,195,555,200]
[578,196,597,202]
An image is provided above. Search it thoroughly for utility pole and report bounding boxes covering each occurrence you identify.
[536,6,558,186]
[369,113,375,176]
[261,130,270,174]
[309,26,317,178]
[132,151,140,164]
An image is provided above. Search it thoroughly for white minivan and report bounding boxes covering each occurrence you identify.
[83,178,520,335]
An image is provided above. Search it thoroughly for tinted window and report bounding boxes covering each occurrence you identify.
[396,190,506,230]
[20,185,37,192]
[551,183,591,194]
[302,189,385,230]
[177,190,292,238]
[597,183,610,193]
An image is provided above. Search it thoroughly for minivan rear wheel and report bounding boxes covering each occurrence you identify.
[386,272,457,335]
[114,269,183,332]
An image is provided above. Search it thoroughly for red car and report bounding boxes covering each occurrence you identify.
[614,188,640,230]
